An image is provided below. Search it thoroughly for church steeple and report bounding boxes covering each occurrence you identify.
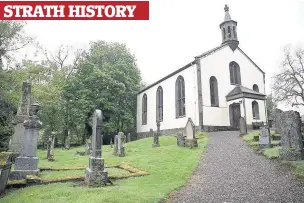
[220,5,239,51]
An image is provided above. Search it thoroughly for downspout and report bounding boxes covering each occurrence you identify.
[195,56,204,131]
[242,97,247,125]
[263,74,268,125]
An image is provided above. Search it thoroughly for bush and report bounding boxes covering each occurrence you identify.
[0,100,14,152]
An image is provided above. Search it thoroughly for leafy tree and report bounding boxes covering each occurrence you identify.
[272,46,304,107]
[266,93,278,119]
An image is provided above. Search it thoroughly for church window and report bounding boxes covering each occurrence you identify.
[175,76,186,117]
[222,28,226,41]
[142,94,147,125]
[156,86,163,122]
[253,84,259,92]
[228,26,231,38]
[252,101,260,119]
[233,26,237,38]
[210,76,219,107]
[229,62,241,85]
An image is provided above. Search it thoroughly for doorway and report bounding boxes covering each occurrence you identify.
[229,103,241,129]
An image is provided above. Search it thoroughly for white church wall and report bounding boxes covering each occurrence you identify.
[245,99,267,125]
[136,64,199,133]
[200,45,266,127]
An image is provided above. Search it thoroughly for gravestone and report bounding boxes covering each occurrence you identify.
[176,132,185,146]
[127,133,131,142]
[9,81,32,154]
[85,137,92,155]
[184,118,198,148]
[150,128,154,138]
[152,122,160,147]
[274,108,283,134]
[10,103,42,180]
[279,111,304,161]
[110,139,113,148]
[113,134,118,155]
[85,109,109,186]
[239,117,247,136]
[117,132,125,157]
[47,132,55,161]
[259,126,271,148]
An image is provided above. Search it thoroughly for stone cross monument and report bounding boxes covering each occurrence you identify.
[9,81,32,154]
[10,103,42,180]
[85,109,109,186]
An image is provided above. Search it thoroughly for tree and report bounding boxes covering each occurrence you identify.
[266,93,277,118]
[272,46,304,107]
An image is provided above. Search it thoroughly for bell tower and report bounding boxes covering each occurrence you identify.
[220,5,239,51]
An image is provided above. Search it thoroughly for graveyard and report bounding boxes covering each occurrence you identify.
[0,132,208,203]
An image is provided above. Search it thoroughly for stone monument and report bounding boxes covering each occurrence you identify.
[184,118,198,148]
[113,134,118,155]
[85,109,109,186]
[274,108,283,134]
[259,126,271,148]
[177,132,185,147]
[152,121,160,147]
[47,132,55,162]
[239,117,247,136]
[279,110,304,161]
[117,132,125,157]
[10,103,42,180]
[9,81,32,154]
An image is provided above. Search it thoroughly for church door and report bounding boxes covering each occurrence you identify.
[229,103,241,129]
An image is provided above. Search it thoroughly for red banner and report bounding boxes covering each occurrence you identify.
[0,1,149,20]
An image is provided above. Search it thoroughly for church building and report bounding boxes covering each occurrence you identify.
[136,5,267,138]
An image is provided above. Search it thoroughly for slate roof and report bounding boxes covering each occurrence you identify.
[226,85,266,97]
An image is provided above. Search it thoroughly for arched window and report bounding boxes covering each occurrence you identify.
[233,26,237,38]
[253,84,259,92]
[252,101,260,119]
[210,76,219,107]
[156,86,163,122]
[228,26,231,38]
[175,76,186,118]
[142,94,147,125]
[222,28,226,41]
[229,62,241,85]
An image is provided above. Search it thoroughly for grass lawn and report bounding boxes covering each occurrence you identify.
[1,133,208,203]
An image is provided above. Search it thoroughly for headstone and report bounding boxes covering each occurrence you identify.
[127,133,131,142]
[279,111,304,161]
[9,103,42,180]
[9,81,32,154]
[150,128,153,137]
[184,118,198,148]
[152,122,160,147]
[113,134,118,155]
[117,132,125,157]
[47,132,55,161]
[259,126,271,148]
[274,108,283,134]
[239,117,247,136]
[85,109,109,186]
[177,132,185,147]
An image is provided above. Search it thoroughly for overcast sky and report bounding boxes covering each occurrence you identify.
[15,0,304,112]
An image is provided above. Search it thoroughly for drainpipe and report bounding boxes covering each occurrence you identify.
[195,56,204,131]
[242,97,247,125]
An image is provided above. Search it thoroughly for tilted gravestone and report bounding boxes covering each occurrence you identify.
[152,122,160,147]
[10,103,42,180]
[279,111,304,161]
[274,108,283,134]
[239,117,247,136]
[176,132,185,147]
[9,81,32,154]
[259,126,271,148]
[85,109,109,186]
[184,118,198,148]
[117,132,125,157]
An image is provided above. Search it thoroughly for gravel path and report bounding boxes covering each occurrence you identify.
[170,131,304,203]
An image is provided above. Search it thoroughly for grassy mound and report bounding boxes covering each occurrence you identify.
[2,134,208,203]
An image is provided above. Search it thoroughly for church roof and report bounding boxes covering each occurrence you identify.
[137,44,265,95]
[226,85,266,101]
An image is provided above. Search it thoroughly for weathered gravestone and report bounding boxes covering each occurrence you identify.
[117,132,125,157]
[259,126,271,148]
[152,122,160,147]
[9,81,32,155]
[239,117,247,136]
[279,111,304,161]
[47,132,55,162]
[176,132,185,147]
[184,118,198,148]
[113,134,118,155]
[85,137,92,155]
[85,109,109,186]
[274,108,283,134]
[10,103,42,180]
[127,133,131,142]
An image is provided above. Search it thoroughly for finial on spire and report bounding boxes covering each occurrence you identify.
[224,4,229,12]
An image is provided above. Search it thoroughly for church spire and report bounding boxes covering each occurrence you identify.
[220,5,239,51]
